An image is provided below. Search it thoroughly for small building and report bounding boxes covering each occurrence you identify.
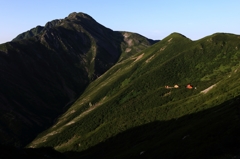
[186,84,193,89]
[174,85,179,88]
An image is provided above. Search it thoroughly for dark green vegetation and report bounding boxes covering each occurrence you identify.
[0,12,156,148]
[1,12,240,159]
[27,32,240,158]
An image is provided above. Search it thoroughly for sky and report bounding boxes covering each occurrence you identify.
[0,0,240,44]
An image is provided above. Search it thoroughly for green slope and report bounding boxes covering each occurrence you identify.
[28,33,240,158]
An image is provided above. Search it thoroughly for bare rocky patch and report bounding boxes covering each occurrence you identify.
[134,53,144,62]
[201,84,216,94]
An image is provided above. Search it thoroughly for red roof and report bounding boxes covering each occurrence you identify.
[186,84,193,89]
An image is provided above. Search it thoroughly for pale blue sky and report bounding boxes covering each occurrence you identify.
[0,0,239,44]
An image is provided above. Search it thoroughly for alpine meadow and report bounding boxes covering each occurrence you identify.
[0,12,240,159]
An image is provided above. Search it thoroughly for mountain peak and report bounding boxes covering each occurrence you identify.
[66,12,95,22]
[168,32,188,38]
[161,32,192,43]
[12,12,96,41]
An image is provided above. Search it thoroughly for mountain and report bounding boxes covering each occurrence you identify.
[1,12,240,159]
[28,32,240,158]
[0,12,157,147]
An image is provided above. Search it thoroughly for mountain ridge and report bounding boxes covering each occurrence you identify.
[12,12,95,42]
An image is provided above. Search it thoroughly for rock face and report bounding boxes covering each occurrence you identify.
[0,12,157,147]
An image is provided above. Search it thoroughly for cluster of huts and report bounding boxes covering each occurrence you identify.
[165,84,195,89]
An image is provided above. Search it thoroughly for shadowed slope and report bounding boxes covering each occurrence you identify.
[66,97,240,159]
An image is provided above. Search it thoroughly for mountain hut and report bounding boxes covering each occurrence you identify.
[186,84,193,89]
[174,85,179,88]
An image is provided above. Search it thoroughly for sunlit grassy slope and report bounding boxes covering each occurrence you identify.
[29,33,240,158]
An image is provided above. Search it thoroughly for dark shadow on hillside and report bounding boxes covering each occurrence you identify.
[64,97,240,159]
[0,146,67,159]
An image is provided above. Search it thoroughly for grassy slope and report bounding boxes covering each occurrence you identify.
[28,33,240,158]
